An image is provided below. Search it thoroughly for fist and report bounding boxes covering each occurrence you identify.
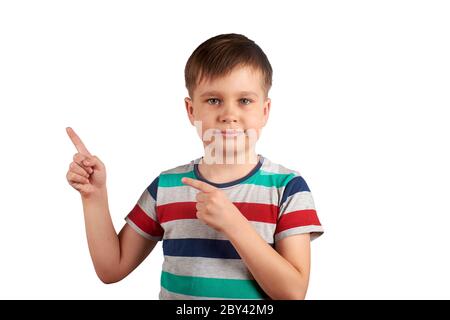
[181,177,243,234]
[66,127,107,197]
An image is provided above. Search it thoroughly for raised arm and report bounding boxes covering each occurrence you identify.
[66,127,157,283]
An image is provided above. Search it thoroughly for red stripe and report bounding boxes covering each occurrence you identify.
[156,202,279,224]
[275,209,321,234]
[127,204,164,237]
[157,202,197,223]
[235,202,278,223]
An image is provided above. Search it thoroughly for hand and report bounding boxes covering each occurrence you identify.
[66,127,107,198]
[181,177,244,234]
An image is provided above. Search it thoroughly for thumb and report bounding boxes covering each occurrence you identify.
[82,155,103,170]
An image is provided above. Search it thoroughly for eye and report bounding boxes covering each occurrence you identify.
[207,98,221,105]
[240,98,253,105]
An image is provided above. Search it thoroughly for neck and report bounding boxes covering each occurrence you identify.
[198,149,260,184]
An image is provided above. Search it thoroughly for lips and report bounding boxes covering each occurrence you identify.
[213,129,245,137]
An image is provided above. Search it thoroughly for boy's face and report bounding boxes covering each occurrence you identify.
[185,65,271,163]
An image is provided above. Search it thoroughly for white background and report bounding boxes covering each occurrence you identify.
[1,0,449,299]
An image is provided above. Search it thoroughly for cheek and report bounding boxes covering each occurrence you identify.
[192,113,216,137]
[197,111,216,126]
[244,122,263,140]
[245,112,265,128]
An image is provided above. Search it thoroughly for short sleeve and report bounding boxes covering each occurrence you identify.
[125,176,164,241]
[274,175,324,242]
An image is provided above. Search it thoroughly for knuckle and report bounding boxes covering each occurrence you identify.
[74,153,85,162]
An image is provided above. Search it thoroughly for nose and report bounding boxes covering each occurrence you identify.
[219,102,238,124]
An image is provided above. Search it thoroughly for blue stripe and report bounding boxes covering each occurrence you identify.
[163,239,241,259]
[147,176,159,200]
[280,176,310,206]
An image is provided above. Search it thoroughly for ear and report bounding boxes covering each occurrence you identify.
[262,97,271,127]
[185,97,195,126]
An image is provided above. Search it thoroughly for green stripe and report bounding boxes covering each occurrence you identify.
[158,171,196,187]
[161,271,268,299]
[159,170,295,188]
[243,170,295,188]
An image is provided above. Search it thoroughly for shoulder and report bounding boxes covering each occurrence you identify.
[260,155,305,186]
[154,157,201,187]
[159,158,198,175]
[260,155,311,203]
[141,158,199,202]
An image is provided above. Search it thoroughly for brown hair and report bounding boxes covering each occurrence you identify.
[185,33,273,98]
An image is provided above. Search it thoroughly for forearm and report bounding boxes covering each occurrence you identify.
[81,187,120,282]
[225,215,308,300]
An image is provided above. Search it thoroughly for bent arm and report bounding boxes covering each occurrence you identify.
[81,187,157,283]
[225,214,311,300]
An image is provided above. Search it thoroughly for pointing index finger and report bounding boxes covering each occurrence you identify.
[181,177,216,192]
[66,127,92,156]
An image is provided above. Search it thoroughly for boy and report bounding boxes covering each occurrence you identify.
[66,33,324,300]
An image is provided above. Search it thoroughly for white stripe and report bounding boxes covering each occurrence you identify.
[279,191,316,217]
[160,161,195,174]
[161,219,275,243]
[136,189,158,221]
[157,183,282,207]
[162,256,254,280]
[260,156,300,175]
[158,155,299,177]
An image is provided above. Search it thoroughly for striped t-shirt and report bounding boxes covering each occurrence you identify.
[125,154,324,300]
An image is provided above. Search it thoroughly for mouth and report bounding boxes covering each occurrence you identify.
[213,129,245,137]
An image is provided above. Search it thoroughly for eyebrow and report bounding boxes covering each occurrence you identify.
[199,91,258,98]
